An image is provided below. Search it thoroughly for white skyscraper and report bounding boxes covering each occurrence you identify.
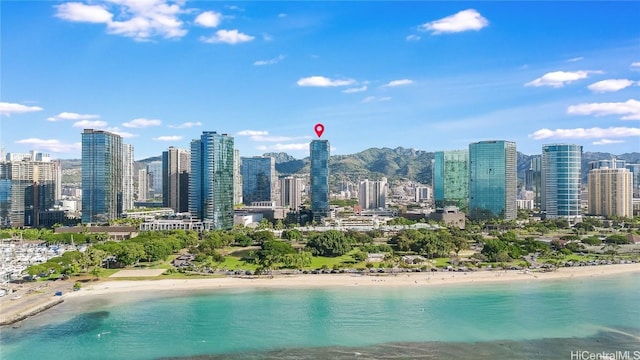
[122,144,135,211]
[280,176,304,211]
[137,169,148,202]
[358,177,387,210]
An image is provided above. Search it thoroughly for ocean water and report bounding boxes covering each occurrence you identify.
[1,273,639,360]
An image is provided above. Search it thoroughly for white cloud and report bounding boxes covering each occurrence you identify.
[73,120,108,128]
[0,102,44,116]
[15,138,81,153]
[631,62,640,69]
[406,34,421,41]
[122,118,162,128]
[106,127,136,138]
[200,29,254,44]
[168,121,202,129]
[587,79,636,93]
[567,57,584,62]
[362,96,392,103]
[567,99,640,120]
[592,139,624,145]
[529,127,640,140]
[47,112,99,121]
[153,135,183,141]
[225,5,244,11]
[278,13,287,18]
[420,9,488,35]
[297,76,355,87]
[54,2,113,23]
[525,70,602,88]
[342,85,367,93]
[194,11,222,28]
[237,130,268,136]
[253,54,286,66]
[382,79,414,87]
[55,0,187,41]
[262,33,273,41]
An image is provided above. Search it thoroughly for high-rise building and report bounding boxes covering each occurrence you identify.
[122,144,134,211]
[469,140,517,220]
[624,164,640,198]
[146,161,163,199]
[358,178,387,210]
[189,131,234,229]
[280,176,304,211]
[588,168,633,218]
[81,129,123,224]
[162,147,190,213]
[0,151,61,227]
[541,144,582,221]
[137,169,148,202]
[241,156,276,205]
[525,157,542,209]
[589,157,626,170]
[233,149,243,205]
[310,140,330,221]
[433,150,468,210]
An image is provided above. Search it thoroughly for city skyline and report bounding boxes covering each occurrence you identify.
[1,1,639,160]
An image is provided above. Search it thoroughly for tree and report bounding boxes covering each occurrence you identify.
[252,230,275,245]
[91,266,102,279]
[306,230,352,257]
[452,237,469,257]
[282,229,303,242]
[118,243,146,266]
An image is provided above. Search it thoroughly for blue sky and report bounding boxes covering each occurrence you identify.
[1,1,639,160]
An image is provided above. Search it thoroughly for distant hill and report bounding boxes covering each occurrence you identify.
[58,149,640,187]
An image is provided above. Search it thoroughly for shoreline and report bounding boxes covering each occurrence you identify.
[69,263,640,297]
[1,263,638,327]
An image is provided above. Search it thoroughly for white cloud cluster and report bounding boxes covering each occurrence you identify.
[153,135,183,141]
[256,143,310,152]
[529,126,640,140]
[47,112,99,121]
[342,86,367,94]
[0,102,43,116]
[406,34,421,41]
[362,96,391,103]
[122,118,162,128]
[567,99,640,120]
[297,76,355,87]
[55,0,188,41]
[237,130,268,136]
[382,79,414,87]
[420,9,488,35]
[194,11,222,28]
[15,138,81,153]
[632,62,640,69]
[237,129,310,142]
[587,79,636,93]
[168,121,202,129]
[200,29,254,44]
[525,70,602,88]
[592,139,624,145]
[72,120,108,128]
[254,55,286,66]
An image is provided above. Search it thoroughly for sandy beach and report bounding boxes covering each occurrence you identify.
[68,263,640,298]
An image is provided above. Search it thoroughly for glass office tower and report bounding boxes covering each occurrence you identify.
[433,150,469,210]
[469,140,517,220]
[189,131,234,230]
[82,129,123,224]
[241,156,275,205]
[541,144,582,221]
[310,140,330,222]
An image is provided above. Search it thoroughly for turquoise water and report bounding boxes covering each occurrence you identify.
[1,273,639,360]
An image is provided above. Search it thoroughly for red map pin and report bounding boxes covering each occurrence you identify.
[314,123,325,138]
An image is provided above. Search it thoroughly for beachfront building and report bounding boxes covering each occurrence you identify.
[310,139,330,222]
[189,131,234,230]
[122,144,135,211]
[82,129,125,224]
[241,156,276,206]
[233,149,243,206]
[433,150,468,210]
[624,163,640,198]
[525,157,542,209]
[0,151,62,227]
[358,178,388,210]
[468,140,517,220]
[541,144,582,221]
[280,176,304,211]
[588,168,633,218]
[162,146,190,213]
